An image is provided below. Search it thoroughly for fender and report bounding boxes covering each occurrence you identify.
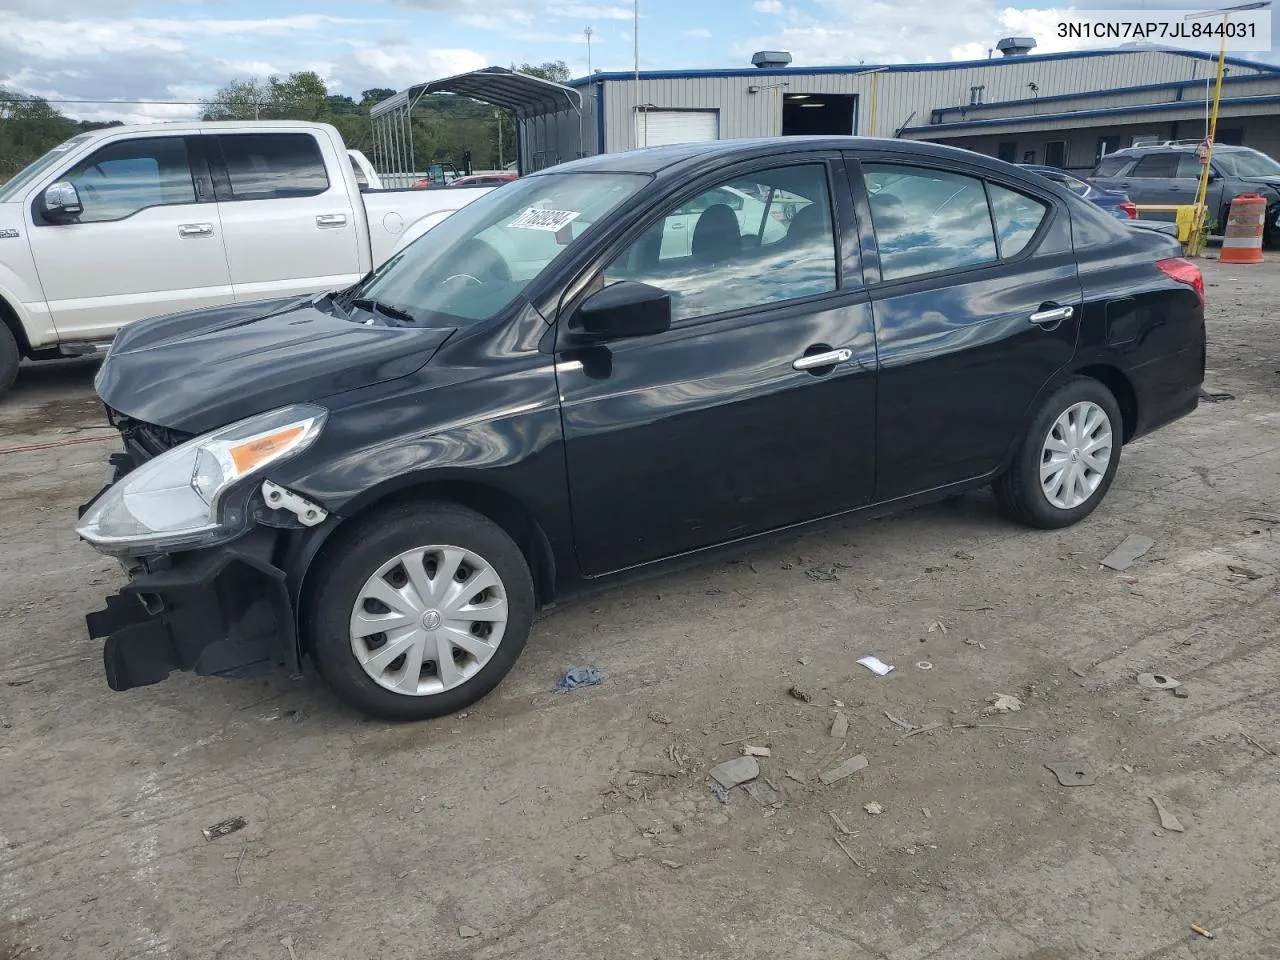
[0,271,54,352]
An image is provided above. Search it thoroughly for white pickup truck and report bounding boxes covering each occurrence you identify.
[0,121,492,397]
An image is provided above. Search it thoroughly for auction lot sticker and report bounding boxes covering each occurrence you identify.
[510,208,581,232]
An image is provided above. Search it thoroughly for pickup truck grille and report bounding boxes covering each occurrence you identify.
[105,406,193,464]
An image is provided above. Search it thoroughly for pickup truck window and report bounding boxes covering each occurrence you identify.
[215,133,329,201]
[60,137,197,224]
[348,172,647,325]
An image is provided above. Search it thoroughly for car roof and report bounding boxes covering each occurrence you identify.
[1108,143,1255,156]
[535,136,1018,178]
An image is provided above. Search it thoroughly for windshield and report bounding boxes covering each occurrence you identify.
[348,171,648,326]
[1214,149,1280,178]
[0,134,95,201]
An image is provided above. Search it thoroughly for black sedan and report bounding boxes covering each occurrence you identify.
[78,137,1206,720]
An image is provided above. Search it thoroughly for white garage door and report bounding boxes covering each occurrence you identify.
[636,110,720,147]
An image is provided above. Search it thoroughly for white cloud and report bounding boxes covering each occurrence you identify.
[683,28,713,38]
[547,3,634,20]
[753,0,785,12]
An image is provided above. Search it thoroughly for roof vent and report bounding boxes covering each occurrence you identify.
[996,37,1037,57]
[751,50,793,69]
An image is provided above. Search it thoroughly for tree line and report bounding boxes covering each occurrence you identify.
[0,61,570,183]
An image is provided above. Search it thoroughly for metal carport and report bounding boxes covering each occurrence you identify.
[369,67,584,183]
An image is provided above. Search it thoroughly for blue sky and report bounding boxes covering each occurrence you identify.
[1,0,1274,122]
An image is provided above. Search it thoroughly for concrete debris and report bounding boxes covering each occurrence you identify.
[921,807,932,819]
[901,722,944,739]
[458,925,480,939]
[659,859,682,870]
[555,666,603,691]
[1122,764,1135,773]
[647,712,672,724]
[744,780,780,807]
[806,564,841,582]
[928,619,947,634]
[785,769,807,784]
[829,711,849,739]
[1100,534,1155,571]
[202,816,248,842]
[1150,796,1185,832]
[954,550,975,560]
[884,711,917,732]
[857,656,894,676]
[709,781,729,804]
[741,745,771,757]
[788,685,814,703]
[819,754,869,786]
[797,656,811,665]
[1172,686,1190,699]
[709,756,760,790]
[983,694,1024,715]
[1137,673,1182,690]
[1228,564,1264,580]
[863,801,884,815]
[1044,760,1097,787]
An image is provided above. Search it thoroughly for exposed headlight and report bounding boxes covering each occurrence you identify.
[77,405,327,555]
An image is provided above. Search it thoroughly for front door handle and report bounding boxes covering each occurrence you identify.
[316,214,348,228]
[177,223,214,238]
[793,348,852,371]
[1029,305,1074,326]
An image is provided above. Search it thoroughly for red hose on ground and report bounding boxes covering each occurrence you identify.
[0,433,116,456]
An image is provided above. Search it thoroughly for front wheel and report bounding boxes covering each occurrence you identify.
[0,323,19,400]
[305,502,535,721]
[994,377,1123,529]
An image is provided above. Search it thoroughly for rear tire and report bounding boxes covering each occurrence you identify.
[995,377,1123,529]
[304,502,535,721]
[0,324,20,400]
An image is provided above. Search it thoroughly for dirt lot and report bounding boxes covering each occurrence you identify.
[2,258,1279,960]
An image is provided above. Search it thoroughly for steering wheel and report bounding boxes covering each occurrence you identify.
[448,237,511,285]
[441,274,482,288]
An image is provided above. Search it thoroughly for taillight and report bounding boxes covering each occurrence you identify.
[1119,201,1137,219]
[1156,257,1204,307]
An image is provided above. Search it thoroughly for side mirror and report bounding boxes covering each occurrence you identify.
[41,181,83,220]
[572,281,671,340]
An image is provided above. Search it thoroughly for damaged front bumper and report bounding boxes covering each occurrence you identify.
[81,457,303,693]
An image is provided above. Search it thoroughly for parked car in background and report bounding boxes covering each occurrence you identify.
[0,121,493,397]
[1019,164,1137,219]
[1091,142,1280,245]
[450,173,519,188]
[77,137,1205,721]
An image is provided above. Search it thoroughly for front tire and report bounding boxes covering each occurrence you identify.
[995,377,1123,529]
[304,502,535,721]
[0,324,20,400]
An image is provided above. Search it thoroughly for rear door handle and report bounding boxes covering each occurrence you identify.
[177,223,214,238]
[793,348,852,371]
[316,214,348,228]
[1029,305,1074,326]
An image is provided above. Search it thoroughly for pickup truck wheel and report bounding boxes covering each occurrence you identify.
[305,502,535,721]
[0,324,19,400]
[994,377,1123,529]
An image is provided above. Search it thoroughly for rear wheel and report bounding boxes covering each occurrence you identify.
[994,377,1122,529]
[0,324,20,400]
[305,502,535,721]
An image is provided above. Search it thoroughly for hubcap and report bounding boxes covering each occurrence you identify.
[349,544,508,697]
[1040,401,1113,510]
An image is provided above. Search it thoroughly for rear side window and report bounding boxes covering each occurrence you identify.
[1093,155,1131,177]
[217,134,329,201]
[864,165,996,281]
[1132,154,1179,178]
[988,184,1048,258]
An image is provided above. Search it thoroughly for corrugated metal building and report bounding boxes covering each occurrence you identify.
[518,47,1280,174]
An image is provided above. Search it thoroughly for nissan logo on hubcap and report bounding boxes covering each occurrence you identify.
[421,610,442,630]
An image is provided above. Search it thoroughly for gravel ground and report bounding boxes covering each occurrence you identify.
[2,257,1279,960]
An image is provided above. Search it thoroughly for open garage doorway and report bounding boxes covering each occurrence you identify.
[782,93,857,136]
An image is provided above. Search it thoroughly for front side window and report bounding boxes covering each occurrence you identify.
[59,137,195,223]
[349,172,647,325]
[1132,154,1179,179]
[603,164,838,323]
[864,164,996,281]
[217,133,329,200]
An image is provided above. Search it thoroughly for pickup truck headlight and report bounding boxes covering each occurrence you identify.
[77,405,327,555]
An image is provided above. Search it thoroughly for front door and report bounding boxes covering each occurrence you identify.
[209,132,363,302]
[25,133,232,342]
[855,157,1083,500]
[557,158,878,576]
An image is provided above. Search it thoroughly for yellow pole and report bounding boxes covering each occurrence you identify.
[1189,17,1229,256]
[869,71,879,138]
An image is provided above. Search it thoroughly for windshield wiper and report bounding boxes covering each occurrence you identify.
[349,297,417,325]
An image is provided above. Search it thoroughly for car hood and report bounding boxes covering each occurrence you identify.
[1238,175,1280,192]
[96,297,454,435]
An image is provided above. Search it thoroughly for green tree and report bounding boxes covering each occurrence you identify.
[514,61,572,83]
[0,88,119,182]
[361,88,398,108]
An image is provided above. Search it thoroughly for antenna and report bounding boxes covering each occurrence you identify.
[584,26,594,76]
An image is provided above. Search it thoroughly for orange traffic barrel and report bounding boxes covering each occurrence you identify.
[1220,193,1266,264]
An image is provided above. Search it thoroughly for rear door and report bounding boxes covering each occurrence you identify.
[1120,152,1182,221]
[209,132,363,302]
[853,155,1083,500]
[25,132,232,342]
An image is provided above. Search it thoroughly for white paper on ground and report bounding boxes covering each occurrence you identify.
[858,656,894,676]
